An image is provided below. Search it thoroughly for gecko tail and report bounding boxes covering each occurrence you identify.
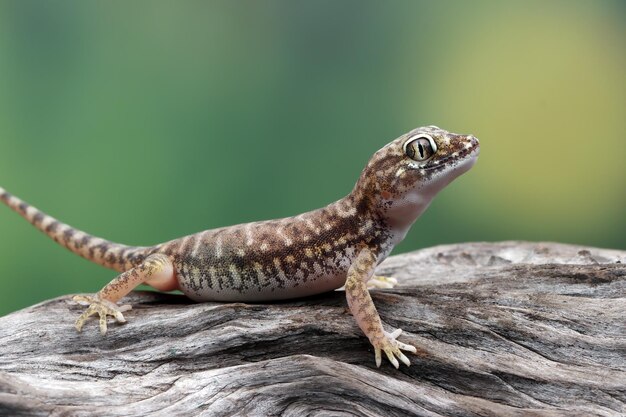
[0,186,149,272]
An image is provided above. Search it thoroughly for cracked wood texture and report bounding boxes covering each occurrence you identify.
[0,241,625,417]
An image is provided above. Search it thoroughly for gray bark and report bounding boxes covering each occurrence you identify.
[0,241,624,417]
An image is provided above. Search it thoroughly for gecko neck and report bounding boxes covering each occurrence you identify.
[383,190,436,244]
[344,175,455,251]
[339,188,432,254]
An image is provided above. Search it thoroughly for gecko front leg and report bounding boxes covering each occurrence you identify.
[73,253,174,335]
[345,247,417,368]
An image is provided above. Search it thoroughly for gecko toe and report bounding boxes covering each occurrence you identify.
[384,348,400,369]
[389,328,402,338]
[367,275,398,289]
[396,340,417,353]
[398,351,411,366]
[375,348,382,368]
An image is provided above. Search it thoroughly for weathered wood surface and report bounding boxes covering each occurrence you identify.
[0,241,624,417]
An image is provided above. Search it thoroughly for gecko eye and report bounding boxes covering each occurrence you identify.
[404,135,437,161]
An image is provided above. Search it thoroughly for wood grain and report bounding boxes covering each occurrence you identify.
[0,241,624,416]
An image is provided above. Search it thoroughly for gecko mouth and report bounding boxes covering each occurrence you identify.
[421,140,480,171]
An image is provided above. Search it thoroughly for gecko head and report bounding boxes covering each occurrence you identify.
[353,125,479,227]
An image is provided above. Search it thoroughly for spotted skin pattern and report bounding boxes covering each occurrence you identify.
[0,126,479,368]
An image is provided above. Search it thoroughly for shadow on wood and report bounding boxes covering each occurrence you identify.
[0,242,624,416]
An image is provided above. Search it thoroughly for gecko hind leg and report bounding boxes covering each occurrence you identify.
[73,253,174,335]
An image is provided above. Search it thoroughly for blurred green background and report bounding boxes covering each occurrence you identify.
[0,1,624,316]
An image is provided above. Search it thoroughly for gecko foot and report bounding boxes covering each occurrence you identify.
[72,295,132,335]
[368,275,398,289]
[372,328,417,369]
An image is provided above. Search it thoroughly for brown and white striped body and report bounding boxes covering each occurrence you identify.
[0,125,479,368]
[156,197,392,302]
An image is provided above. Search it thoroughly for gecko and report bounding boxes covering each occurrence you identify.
[0,125,479,368]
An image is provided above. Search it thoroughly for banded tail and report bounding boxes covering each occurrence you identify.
[0,186,149,272]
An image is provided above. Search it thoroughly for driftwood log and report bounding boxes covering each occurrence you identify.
[0,241,624,417]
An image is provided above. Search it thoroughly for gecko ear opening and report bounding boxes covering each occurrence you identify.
[404,134,437,162]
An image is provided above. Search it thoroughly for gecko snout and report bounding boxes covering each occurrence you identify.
[466,135,480,155]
